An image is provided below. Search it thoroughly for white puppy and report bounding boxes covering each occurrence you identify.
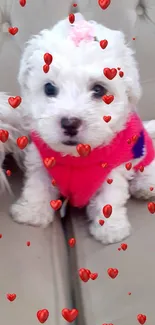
[10,9,155,244]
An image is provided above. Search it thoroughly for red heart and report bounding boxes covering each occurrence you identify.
[137,314,147,324]
[125,162,132,171]
[51,179,57,187]
[8,96,22,108]
[121,243,128,251]
[37,309,49,323]
[103,116,111,123]
[43,64,50,73]
[118,247,121,251]
[73,3,77,7]
[19,0,26,6]
[119,71,124,78]
[17,136,28,149]
[103,68,117,80]
[44,53,53,65]
[99,219,105,226]
[68,238,76,248]
[69,13,75,24]
[8,27,18,35]
[90,272,98,280]
[79,268,90,282]
[76,143,91,157]
[147,202,155,214]
[0,130,9,143]
[43,157,56,168]
[107,178,113,184]
[50,199,62,211]
[98,0,111,10]
[0,234,2,238]
[102,204,112,218]
[6,170,11,176]
[100,39,108,49]
[150,187,154,191]
[27,241,30,246]
[139,165,144,172]
[61,308,78,322]
[102,95,114,104]
[128,292,131,295]
[107,268,118,279]
[6,293,16,302]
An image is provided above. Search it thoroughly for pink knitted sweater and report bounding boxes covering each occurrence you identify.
[31,113,155,207]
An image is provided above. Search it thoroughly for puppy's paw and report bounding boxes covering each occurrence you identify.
[10,199,54,227]
[89,214,131,244]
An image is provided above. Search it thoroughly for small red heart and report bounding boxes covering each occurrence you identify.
[0,129,9,143]
[102,204,112,218]
[6,293,16,302]
[101,162,108,168]
[68,238,76,248]
[100,39,108,49]
[99,219,105,226]
[37,309,49,323]
[128,292,131,295]
[51,179,57,187]
[26,241,30,246]
[17,136,28,149]
[44,53,53,65]
[107,268,118,279]
[102,95,114,105]
[8,27,18,35]
[119,71,124,78]
[61,308,78,322]
[98,0,111,10]
[76,143,91,157]
[118,247,121,251]
[50,199,62,211]
[150,187,154,191]
[43,64,50,73]
[139,165,144,172]
[133,37,136,40]
[125,162,132,171]
[0,234,2,238]
[6,170,11,176]
[103,68,117,80]
[117,67,121,70]
[79,268,90,282]
[90,272,98,280]
[106,178,113,184]
[132,135,138,143]
[103,116,111,123]
[147,202,155,214]
[8,96,22,108]
[69,13,75,24]
[19,0,26,6]
[73,3,77,7]
[137,314,147,324]
[44,157,56,168]
[121,243,128,251]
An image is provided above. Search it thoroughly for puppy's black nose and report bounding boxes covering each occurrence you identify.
[61,117,82,136]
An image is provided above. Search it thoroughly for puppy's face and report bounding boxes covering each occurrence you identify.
[19,15,141,155]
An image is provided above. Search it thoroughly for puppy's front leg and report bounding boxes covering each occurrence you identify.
[87,167,132,244]
[11,143,59,227]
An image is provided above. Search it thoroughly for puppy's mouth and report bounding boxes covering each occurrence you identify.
[62,140,78,146]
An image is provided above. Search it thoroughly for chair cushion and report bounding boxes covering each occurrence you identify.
[71,199,155,324]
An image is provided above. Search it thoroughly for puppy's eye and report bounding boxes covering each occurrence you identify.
[44,82,59,97]
[91,84,107,98]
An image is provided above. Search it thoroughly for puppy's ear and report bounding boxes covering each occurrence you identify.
[115,31,142,105]
[93,23,142,105]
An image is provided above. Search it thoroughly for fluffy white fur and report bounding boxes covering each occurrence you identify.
[10,13,155,244]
